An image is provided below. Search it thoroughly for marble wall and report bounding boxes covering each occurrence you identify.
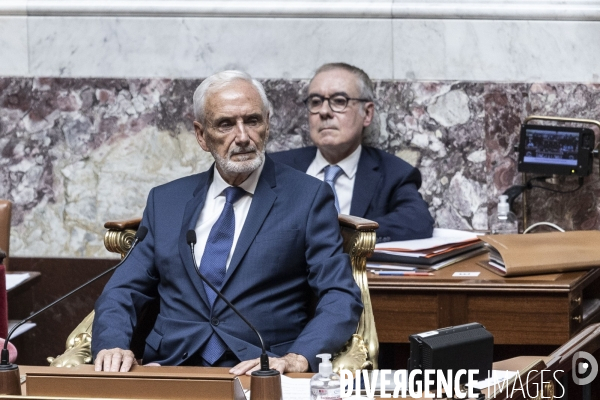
[2,1,600,258]
[3,2,600,82]
[2,77,599,258]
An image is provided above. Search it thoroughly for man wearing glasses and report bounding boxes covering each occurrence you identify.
[270,63,434,242]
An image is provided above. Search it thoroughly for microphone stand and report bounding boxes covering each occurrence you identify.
[186,230,281,400]
[0,227,148,395]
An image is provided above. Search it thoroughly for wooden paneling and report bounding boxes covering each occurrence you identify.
[371,292,437,343]
[368,255,600,346]
[371,290,574,345]
[438,293,468,327]
[467,294,569,345]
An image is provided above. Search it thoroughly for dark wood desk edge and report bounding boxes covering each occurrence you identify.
[572,267,600,292]
[369,283,588,293]
[368,266,600,293]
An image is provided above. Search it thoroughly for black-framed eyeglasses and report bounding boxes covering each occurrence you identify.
[304,94,371,114]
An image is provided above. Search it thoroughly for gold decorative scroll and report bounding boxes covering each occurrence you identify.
[333,226,378,373]
[104,228,137,258]
[47,311,94,367]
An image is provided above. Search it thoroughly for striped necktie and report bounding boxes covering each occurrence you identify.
[198,186,246,365]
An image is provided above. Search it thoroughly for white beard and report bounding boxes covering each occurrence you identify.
[213,146,265,175]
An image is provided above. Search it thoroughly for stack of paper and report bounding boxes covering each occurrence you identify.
[368,228,486,272]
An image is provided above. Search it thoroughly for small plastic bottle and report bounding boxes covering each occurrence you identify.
[310,353,341,400]
[489,195,518,234]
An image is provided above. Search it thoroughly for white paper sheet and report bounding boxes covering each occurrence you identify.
[281,375,311,400]
[7,320,36,338]
[375,228,480,252]
[366,263,416,271]
[452,272,481,277]
[471,370,518,390]
[6,272,31,291]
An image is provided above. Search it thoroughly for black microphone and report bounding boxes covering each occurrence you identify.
[186,230,273,373]
[1,226,149,367]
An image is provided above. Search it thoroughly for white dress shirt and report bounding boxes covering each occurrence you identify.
[193,162,264,270]
[306,145,362,215]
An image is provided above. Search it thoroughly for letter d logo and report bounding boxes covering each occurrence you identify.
[572,351,598,386]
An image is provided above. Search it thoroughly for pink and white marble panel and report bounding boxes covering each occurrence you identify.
[1,77,599,257]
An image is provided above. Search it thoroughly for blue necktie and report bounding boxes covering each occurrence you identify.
[199,186,246,365]
[324,165,343,213]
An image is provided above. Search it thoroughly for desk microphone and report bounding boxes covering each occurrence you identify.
[0,226,149,394]
[186,230,281,400]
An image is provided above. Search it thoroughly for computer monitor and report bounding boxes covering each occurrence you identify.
[517,124,595,177]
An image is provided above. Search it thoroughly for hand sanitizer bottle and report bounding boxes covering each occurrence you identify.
[310,353,341,400]
[489,195,518,234]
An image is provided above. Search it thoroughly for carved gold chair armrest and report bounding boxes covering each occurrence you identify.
[104,218,143,257]
[48,218,142,367]
[333,214,379,374]
[47,311,94,367]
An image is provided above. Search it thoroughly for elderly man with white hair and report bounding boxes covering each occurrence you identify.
[91,70,362,375]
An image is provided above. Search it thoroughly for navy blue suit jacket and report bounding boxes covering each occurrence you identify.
[92,156,362,372]
[270,146,434,242]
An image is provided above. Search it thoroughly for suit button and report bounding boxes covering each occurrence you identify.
[211,317,219,326]
[182,352,188,359]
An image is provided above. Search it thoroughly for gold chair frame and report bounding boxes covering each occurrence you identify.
[49,215,379,373]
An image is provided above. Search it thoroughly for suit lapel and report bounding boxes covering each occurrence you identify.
[222,157,277,287]
[178,168,214,306]
[350,147,381,217]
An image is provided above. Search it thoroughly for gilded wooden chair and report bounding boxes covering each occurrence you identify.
[49,215,379,373]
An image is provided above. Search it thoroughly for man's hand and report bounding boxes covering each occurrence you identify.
[94,348,138,372]
[229,353,309,376]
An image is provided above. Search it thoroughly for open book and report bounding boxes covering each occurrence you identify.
[479,230,600,277]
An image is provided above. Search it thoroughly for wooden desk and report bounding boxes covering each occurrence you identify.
[369,254,600,345]
[7,358,548,400]
[15,365,247,399]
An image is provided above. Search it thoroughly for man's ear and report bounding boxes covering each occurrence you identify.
[193,121,210,152]
[362,102,375,127]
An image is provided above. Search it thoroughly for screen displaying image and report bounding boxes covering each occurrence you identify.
[523,129,579,166]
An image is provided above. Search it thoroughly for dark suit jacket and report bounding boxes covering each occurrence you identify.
[92,156,363,372]
[270,146,434,242]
